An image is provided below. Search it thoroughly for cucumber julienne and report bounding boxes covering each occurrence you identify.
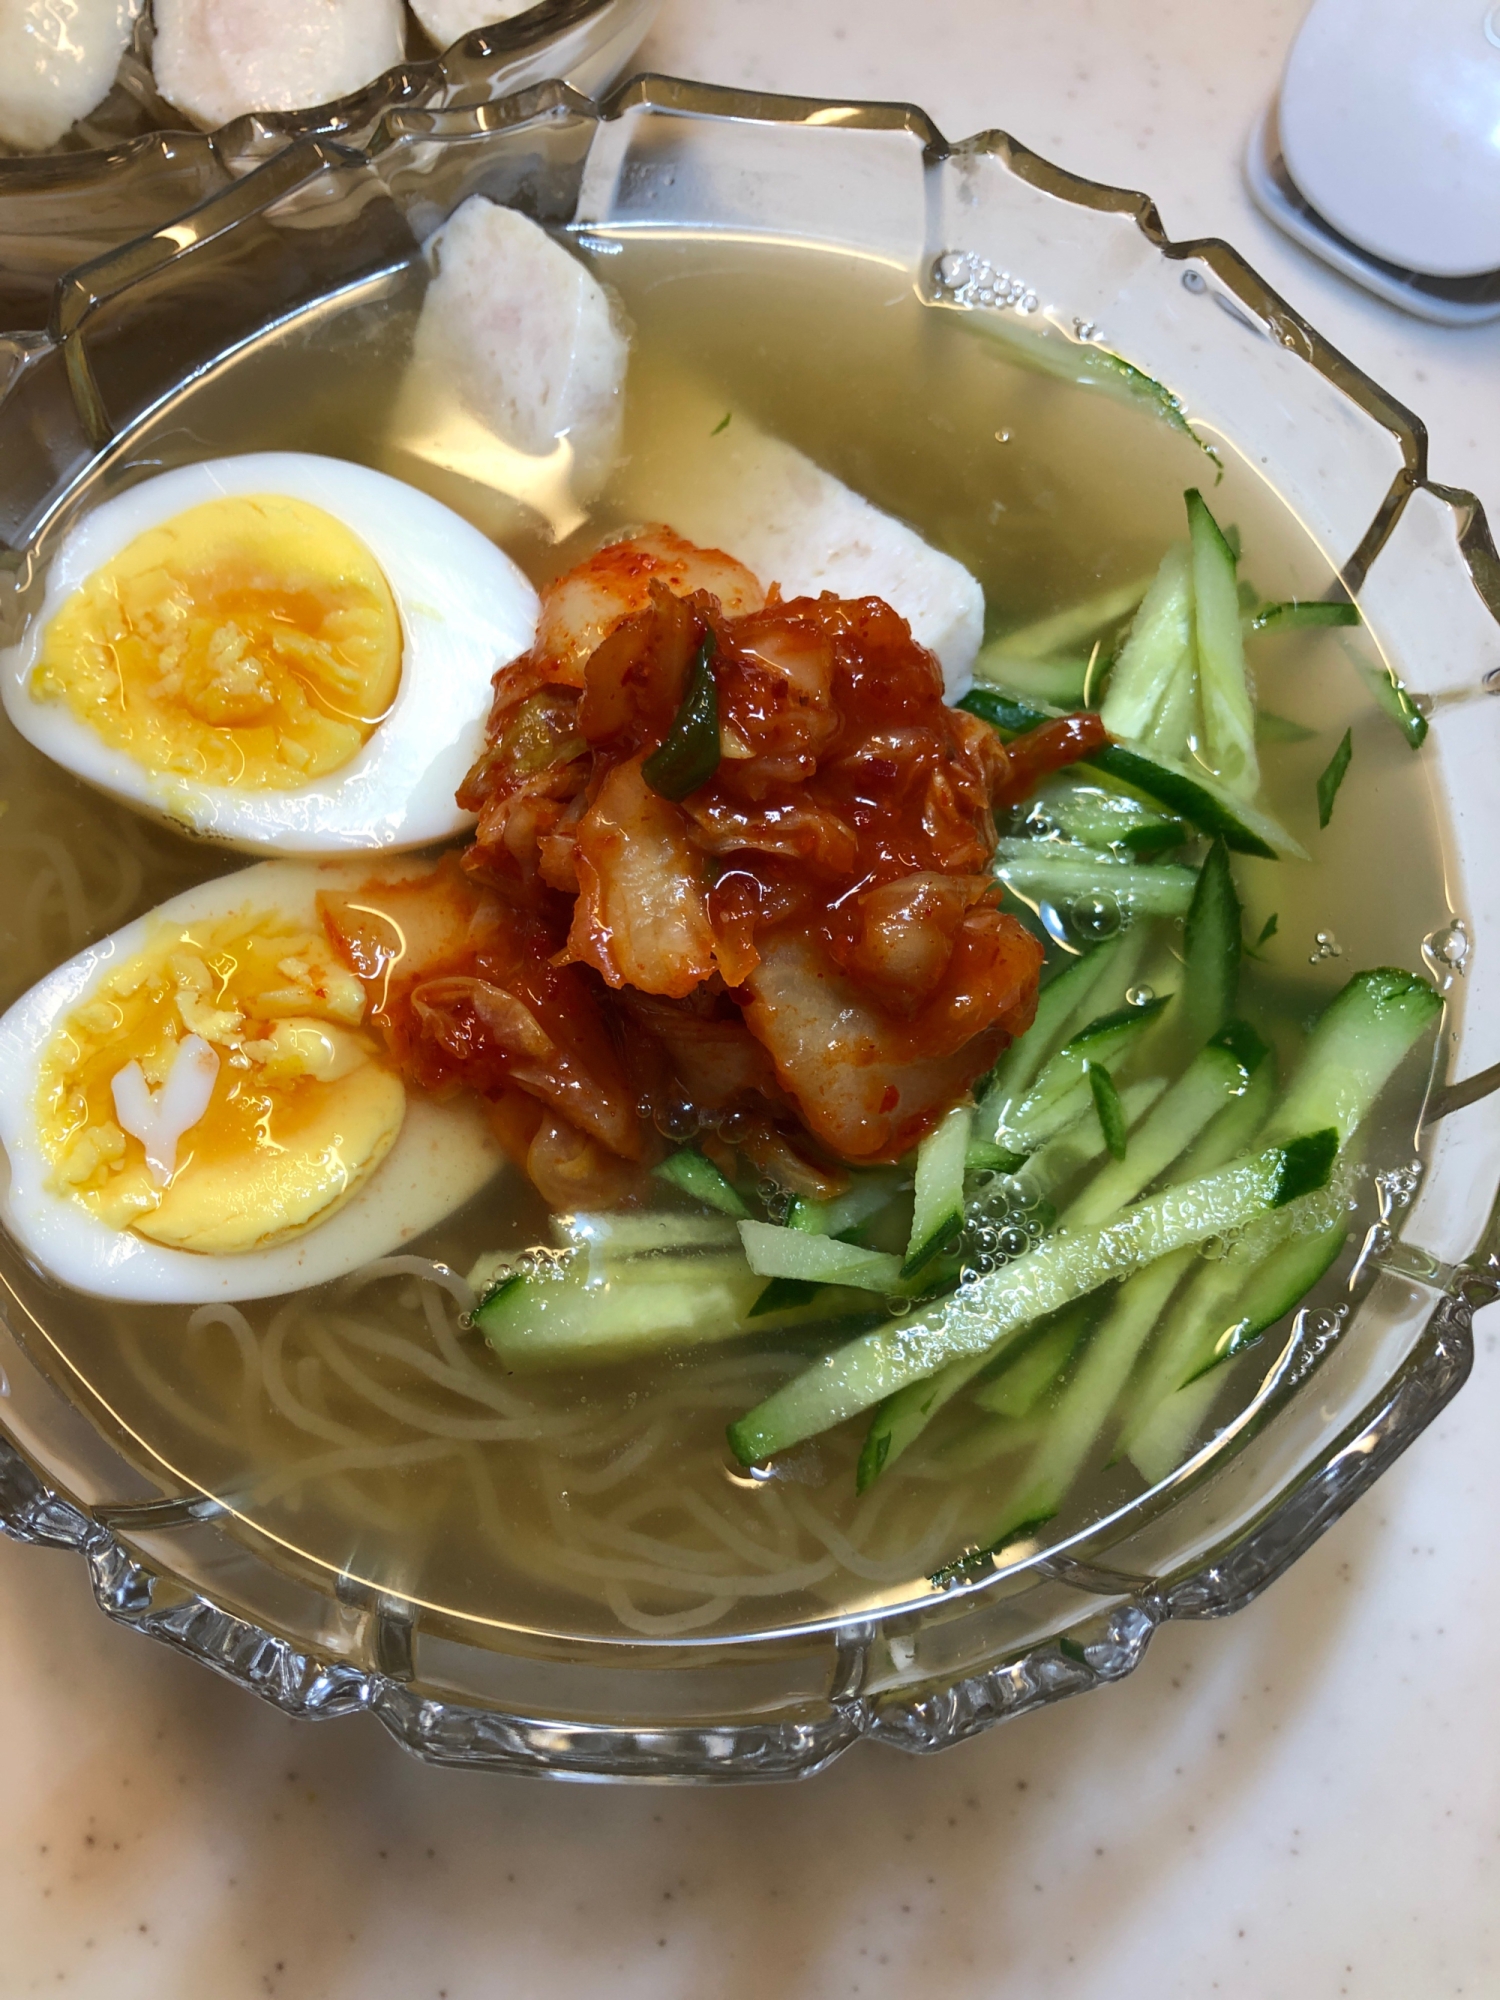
[960,685,1304,860]
[728,1135,1337,1468]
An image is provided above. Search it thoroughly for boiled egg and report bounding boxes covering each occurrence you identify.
[0,858,503,1303]
[0,452,538,854]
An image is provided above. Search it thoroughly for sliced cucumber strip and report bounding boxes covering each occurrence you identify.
[728,1137,1337,1466]
[1249,600,1360,636]
[1255,710,1318,745]
[548,1210,739,1257]
[966,1139,1027,1176]
[738,1220,902,1294]
[973,653,1091,707]
[1030,778,1188,856]
[977,934,1133,1121]
[981,1246,1198,1545]
[1088,1063,1127,1160]
[477,1248,764,1369]
[972,1300,1095,1419]
[1122,1205,1349,1482]
[1115,1186,1347,1452]
[1182,837,1243,1046]
[904,1103,973,1276]
[1187,488,1260,801]
[748,1275,822,1317]
[1262,966,1442,1149]
[1005,996,1171,1138]
[1173,1051,1276,1181]
[960,686,1303,859]
[1062,1023,1267,1229]
[1099,542,1194,747]
[786,1172,904,1239]
[1015,1077,1167,1202]
[652,1147,750,1218]
[984,575,1154,663]
[1316,727,1353,828]
[1093,741,1301,859]
[993,840,1199,920]
[857,1071,1220,1487]
[1335,636,1428,750]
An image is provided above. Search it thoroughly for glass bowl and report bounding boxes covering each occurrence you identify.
[0,0,660,331]
[3,74,1500,1783]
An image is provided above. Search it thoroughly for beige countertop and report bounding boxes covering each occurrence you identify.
[4,4,1498,1995]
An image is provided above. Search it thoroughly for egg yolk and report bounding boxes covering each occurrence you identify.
[36,907,406,1254]
[31,494,403,791]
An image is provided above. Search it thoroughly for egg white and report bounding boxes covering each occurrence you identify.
[0,453,539,856]
[0,857,506,1303]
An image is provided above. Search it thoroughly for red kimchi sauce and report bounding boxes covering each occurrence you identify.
[320,530,1107,1208]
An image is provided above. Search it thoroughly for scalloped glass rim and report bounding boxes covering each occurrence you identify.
[1,73,1498,1781]
[0,0,654,171]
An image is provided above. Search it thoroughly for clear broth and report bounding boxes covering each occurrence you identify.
[0,232,1452,1642]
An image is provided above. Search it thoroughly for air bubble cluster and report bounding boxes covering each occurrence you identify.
[932,248,1039,314]
[952,1175,1049,1283]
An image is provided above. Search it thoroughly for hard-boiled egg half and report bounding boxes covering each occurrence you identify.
[0,858,503,1302]
[0,453,538,853]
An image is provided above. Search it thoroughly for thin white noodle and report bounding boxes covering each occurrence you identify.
[339,1256,477,1312]
[315,1311,564,1426]
[605,1484,800,1574]
[3,833,89,947]
[558,1421,670,1496]
[602,1584,738,1637]
[116,1324,242,1451]
[304,1316,571,1442]
[781,1484,968,1583]
[261,1305,362,1446]
[245,1436,456,1506]
[545,1541,838,1596]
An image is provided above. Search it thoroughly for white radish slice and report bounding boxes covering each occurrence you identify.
[0,0,140,151]
[151,0,405,130]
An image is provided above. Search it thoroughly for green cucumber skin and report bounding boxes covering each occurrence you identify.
[1182,838,1242,1046]
[1126,1215,1350,1484]
[980,1246,1198,1549]
[1250,600,1360,635]
[1262,966,1442,1149]
[652,1148,751,1218]
[1088,1063,1128,1161]
[1187,488,1260,802]
[992,842,1198,919]
[959,686,1287,859]
[904,1105,973,1277]
[728,1142,1328,1466]
[1006,996,1171,1140]
[973,1302,1094,1419]
[1099,542,1193,746]
[738,1220,903,1293]
[478,1254,763,1369]
[1061,1032,1258,1230]
[749,1275,822,1317]
[977,936,1132,1121]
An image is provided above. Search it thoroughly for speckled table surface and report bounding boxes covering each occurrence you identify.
[4,4,1499,1996]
